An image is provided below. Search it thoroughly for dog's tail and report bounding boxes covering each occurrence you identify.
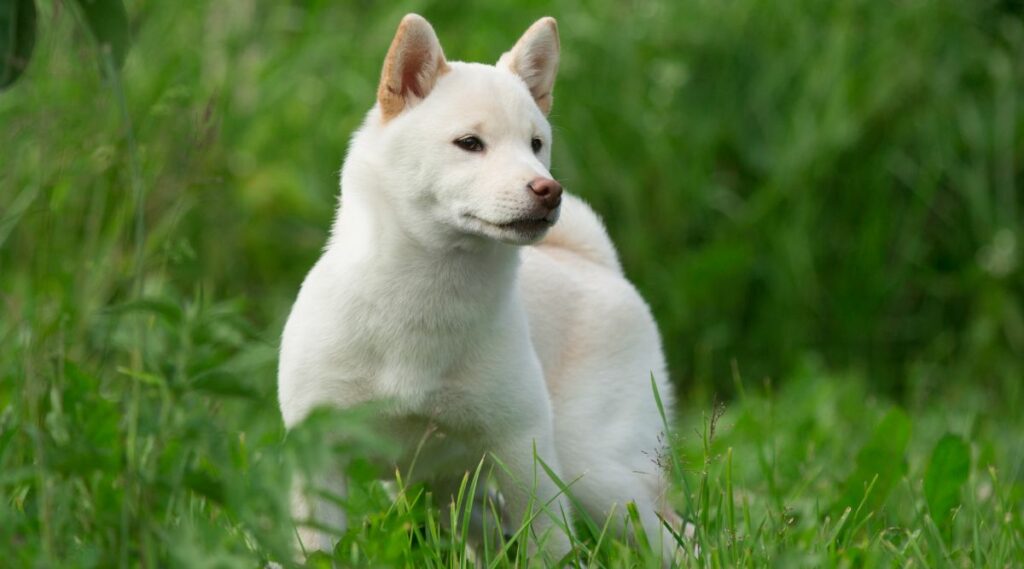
[538,193,623,274]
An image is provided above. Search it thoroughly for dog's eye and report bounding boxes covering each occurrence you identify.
[531,137,543,153]
[454,136,485,152]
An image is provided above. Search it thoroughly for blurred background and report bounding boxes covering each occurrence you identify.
[1,0,1022,565]
[4,0,1023,398]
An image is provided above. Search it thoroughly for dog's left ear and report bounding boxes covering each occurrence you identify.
[378,14,449,122]
[498,17,560,115]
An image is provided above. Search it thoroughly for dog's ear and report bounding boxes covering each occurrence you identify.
[377,14,449,122]
[498,17,560,115]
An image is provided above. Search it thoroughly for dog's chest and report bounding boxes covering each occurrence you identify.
[291,247,528,426]
[336,278,498,406]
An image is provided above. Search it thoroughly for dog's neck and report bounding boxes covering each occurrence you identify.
[326,180,522,308]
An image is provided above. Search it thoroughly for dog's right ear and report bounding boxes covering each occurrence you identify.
[377,14,449,122]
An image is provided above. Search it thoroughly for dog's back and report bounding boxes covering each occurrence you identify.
[535,193,623,273]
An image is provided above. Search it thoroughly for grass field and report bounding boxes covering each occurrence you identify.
[1,0,1023,567]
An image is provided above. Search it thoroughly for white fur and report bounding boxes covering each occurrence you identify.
[278,14,678,562]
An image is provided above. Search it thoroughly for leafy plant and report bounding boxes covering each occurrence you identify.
[0,0,36,88]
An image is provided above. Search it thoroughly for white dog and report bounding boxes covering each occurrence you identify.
[278,14,680,562]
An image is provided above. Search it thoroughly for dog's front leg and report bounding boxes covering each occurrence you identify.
[491,430,574,562]
[291,467,347,555]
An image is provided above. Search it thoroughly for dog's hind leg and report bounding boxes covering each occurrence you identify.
[556,457,680,561]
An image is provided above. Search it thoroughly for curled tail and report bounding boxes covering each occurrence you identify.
[537,193,622,274]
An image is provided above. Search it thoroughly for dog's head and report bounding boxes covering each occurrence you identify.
[357,14,562,247]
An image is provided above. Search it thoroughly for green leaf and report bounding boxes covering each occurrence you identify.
[117,366,168,388]
[0,0,36,89]
[185,468,226,505]
[73,0,130,69]
[833,408,912,521]
[923,434,970,529]
[0,424,18,464]
[107,297,184,325]
[190,369,260,399]
[304,551,334,568]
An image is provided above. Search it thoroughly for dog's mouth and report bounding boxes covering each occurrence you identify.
[491,217,554,233]
[463,212,558,239]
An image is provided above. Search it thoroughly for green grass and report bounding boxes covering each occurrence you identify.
[1,0,1023,567]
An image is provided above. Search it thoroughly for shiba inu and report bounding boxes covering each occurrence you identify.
[278,13,681,562]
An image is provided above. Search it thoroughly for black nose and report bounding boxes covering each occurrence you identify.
[528,177,563,210]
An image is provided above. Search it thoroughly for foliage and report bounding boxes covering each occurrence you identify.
[0,0,37,88]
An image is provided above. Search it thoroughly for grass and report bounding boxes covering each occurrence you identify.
[1,0,1023,567]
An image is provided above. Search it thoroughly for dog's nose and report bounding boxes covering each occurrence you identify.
[528,177,562,210]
